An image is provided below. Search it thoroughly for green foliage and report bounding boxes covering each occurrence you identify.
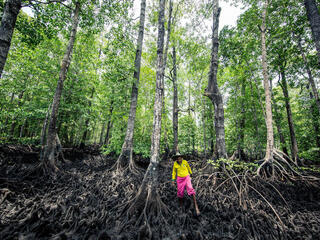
[0,0,319,173]
[207,158,259,173]
[300,148,320,163]
[0,135,40,145]
[299,165,320,174]
[179,115,197,154]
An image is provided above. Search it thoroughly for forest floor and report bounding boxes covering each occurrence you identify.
[1,145,320,240]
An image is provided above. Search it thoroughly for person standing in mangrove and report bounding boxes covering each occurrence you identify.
[171,153,200,216]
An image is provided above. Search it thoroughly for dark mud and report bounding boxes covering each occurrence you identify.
[1,145,320,239]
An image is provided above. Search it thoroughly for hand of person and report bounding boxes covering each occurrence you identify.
[171,180,175,187]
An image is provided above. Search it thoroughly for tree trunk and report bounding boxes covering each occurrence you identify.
[0,0,21,78]
[40,103,51,160]
[99,122,106,145]
[297,38,320,114]
[270,78,288,156]
[104,101,114,145]
[2,92,14,133]
[172,45,179,154]
[10,90,24,136]
[204,0,227,159]
[117,0,146,168]
[149,0,166,169]
[202,99,207,156]
[42,2,80,170]
[249,79,261,158]
[238,78,246,161]
[104,121,112,146]
[80,88,95,148]
[19,118,26,138]
[258,0,275,176]
[163,0,173,76]
[308,85,320,150]
[280,70,300,165]
[304,0,320,65]
[296,38,320,150]
[161,0,173,156]
[130,0,166,213]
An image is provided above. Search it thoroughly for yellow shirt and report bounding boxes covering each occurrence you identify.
[172,160,192,180]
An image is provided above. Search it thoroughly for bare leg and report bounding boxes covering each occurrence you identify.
[192,194,200,216]
[179,197,183,208]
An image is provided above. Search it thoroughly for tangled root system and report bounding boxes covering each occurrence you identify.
[1,146,320,239]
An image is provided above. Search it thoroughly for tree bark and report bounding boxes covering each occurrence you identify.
[297,38,320,114]
[172,45,179,154]
[202,99,207,157]
[133,0,166,203]
[10,90,24,136]
[19,118,26,138]
[39,103,51,159]
[160,0,173,156]
[2,92,14,133]
[80,88,95,148]
[308,85,320,149]
[204,0,227,159]
[163,0,173,76]
[117,0,146,168]
[296,38,320,150]
[238,78,246,160]
[104,101,114,145]
[304,0,320,65]
[280,70,300,165]
[249,80,262,159]
[42,2,80,169]
[149,0,166,168]
[0,0,21,78]
[258,0,275,176]
[270,78,288,156]
[99,122,106,145]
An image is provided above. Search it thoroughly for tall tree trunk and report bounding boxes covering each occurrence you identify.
[280,69,300,165]
[308,85,320,150]
[258,0,275,176]
[0,0,21,78]
[172,45,178,154]
[270,78,288,156]
[202,99,207,156]
[104,121,112,146]
[129,0,166,214]
[40,103,51,160]
[80,88,95,148]
[163,0,173,77]
[238,78,246,160]
[304,0,320,65]
[296,38,320,151]
[297,38,320,114]
[249,81,262,159]
[2,92,14,133]
[161,0,173,157]
[148,0,166,172]
[19,118,26,138]
[42,2,80,170]
[117,0,146,169]
[104,101,114,145]
[99,122,106,145]
[204,0,227,159]
[10,90,24,136]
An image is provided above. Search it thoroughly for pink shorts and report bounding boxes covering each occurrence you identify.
[176,175,195,198]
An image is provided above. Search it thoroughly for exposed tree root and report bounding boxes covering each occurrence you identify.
[257,149,320,185]
[110,150,141,176]
[1,149,320,239]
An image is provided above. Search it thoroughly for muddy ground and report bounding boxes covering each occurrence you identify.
[1,145,320,239]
